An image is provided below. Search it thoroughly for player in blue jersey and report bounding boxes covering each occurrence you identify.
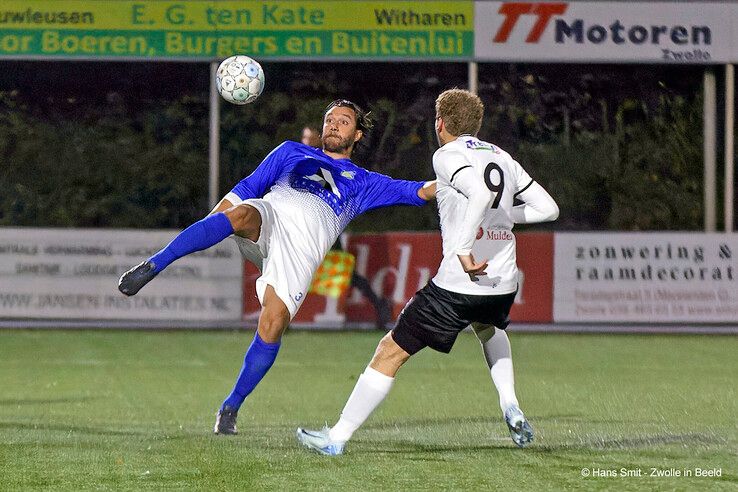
[118,99,436,434]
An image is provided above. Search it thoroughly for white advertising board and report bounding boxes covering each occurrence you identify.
[0,228,243,321]
[554,233,738,322]
[475,2,736,63]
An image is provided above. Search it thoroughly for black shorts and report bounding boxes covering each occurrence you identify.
[392,281,516,355]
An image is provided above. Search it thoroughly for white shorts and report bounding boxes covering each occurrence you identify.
[229,198,314,319]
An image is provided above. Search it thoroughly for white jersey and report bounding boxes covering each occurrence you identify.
[432,136,535,296]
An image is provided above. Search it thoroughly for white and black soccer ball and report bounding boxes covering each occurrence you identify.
[216,55,265,105]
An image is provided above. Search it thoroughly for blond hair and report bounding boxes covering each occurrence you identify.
[435,89,484,136]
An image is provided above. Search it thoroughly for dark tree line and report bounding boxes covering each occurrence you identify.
[0,60,704,231]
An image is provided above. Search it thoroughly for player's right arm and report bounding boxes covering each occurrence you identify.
[208,197,235,216]
[434,150,492,277]
[220,141,293,208]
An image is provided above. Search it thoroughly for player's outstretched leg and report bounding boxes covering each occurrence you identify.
[215,286,289,435]
[472,324,534,447]
[118,212,234,295]
[296,365,395,455]
[118,260,158,296]
[296,332,409,455]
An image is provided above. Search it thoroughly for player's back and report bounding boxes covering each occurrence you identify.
[433,136,533,296]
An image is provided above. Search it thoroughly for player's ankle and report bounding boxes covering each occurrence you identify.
[328,423,353,443]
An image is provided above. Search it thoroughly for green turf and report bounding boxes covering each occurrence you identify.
[0,330,736,491]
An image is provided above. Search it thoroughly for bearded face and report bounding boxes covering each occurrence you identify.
[321,106,362,155]
[321,131,355,153]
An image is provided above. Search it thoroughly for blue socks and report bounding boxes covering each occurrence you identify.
[222,332,281,411]
[149,212,234,273]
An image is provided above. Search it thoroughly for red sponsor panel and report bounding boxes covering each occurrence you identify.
[242,231,555,325]
[510,232,554,322]
[345,232,443,322]
[346,231,554,323]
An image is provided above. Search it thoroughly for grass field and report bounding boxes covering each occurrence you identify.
[0,330,736,491]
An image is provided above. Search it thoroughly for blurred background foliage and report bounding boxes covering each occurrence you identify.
[0,61,704,231]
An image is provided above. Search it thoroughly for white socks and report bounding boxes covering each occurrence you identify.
[329,366,394,443]
[490,356,519,412]
[473,325,519,413]
[327,328,518,443]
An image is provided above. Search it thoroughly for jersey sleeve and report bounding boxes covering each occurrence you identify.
[433,149,473,185]
[511,158,534,193]
[358,171,426,213]
[511,181,559,223]
[435,150,493,255]
[225,141,292,203]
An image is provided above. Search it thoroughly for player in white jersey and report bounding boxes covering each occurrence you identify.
[296,89,558,455]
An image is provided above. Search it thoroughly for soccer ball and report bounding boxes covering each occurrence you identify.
[216,55,265,105]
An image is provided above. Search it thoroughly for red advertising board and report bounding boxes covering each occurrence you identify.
[512,231,554,322]
[243,232,554,326]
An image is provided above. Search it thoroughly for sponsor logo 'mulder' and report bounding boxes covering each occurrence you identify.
[493,2,711,47]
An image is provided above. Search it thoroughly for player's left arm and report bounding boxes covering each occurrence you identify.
[511,182,559,223]
[509,159,559,223]
[417,180,437,201]
[359,172,433,213]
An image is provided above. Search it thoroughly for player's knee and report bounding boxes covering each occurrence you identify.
[225,204,261,240]
[375,333,408,364]
[369,333,409,376]
[259,325,284,342]
[257,304,289,342]
[472,323,495,343]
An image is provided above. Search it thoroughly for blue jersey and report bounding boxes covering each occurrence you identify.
[229,141,425,218]
[224,141,427,271]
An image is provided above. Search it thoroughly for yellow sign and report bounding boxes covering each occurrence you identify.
[0,1,473,59]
